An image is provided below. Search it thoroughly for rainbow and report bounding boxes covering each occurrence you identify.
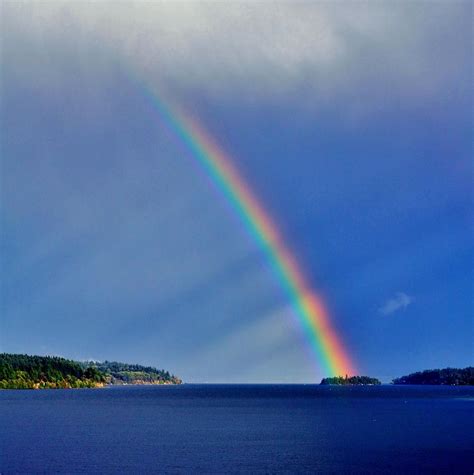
[137,84,355,377]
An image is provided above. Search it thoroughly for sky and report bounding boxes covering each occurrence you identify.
[1,1,472,383]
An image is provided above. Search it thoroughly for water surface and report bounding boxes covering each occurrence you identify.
[1,384,473,473]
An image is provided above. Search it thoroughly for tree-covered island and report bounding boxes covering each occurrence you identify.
[0,354,181,389]
[393,367,474,385]
[319,368,474,386]
[320,375,381,385]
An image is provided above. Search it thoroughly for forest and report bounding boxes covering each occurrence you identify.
[0,353,105,389]
[93,360,182,385]
[0,354,181,389]
[392,367,474,385]
[320,368,474,386]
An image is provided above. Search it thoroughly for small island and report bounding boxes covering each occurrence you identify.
[393,367,474,386]
[320,375,381,385]
[0,353,181,389]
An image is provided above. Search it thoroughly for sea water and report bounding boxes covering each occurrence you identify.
[1,384,473,473]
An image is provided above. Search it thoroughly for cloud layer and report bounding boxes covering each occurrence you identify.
[3,1,470,112]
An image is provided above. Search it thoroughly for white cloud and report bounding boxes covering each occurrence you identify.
[2,1,469,111]
[379,292,414,316]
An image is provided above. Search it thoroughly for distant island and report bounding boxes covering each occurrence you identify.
[0,353,181,389]
[320,375,381,385]
[393,367,474,386]
[319,367,474,386]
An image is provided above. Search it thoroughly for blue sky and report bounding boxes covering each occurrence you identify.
[1,2,472,382]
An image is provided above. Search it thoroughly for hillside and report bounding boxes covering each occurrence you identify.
[90,360,182,385]
[0,354,181,389]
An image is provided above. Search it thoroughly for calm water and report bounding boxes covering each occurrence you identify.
[1,384,473,474]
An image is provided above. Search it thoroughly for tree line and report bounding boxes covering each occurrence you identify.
[92,360,182,385]
[392,367,474,385]
[320,367,474,385]
[0,354,181,389]
[320,375,381,385]
[0,353,105,389]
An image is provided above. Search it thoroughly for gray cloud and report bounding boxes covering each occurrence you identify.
[2,1,469,113]
[379,292,414,316]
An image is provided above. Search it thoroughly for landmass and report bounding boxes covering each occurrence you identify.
[92,360,182,385]
[392,367,474,386]
[0,353,181,389]
[2,353,472,389]
[320,375,381,385]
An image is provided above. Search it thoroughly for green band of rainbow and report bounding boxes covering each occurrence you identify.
[137,84,355,377]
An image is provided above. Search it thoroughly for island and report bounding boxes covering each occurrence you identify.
[0,353,181,389]
[392,367,474,386]
[320,375,381,385]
